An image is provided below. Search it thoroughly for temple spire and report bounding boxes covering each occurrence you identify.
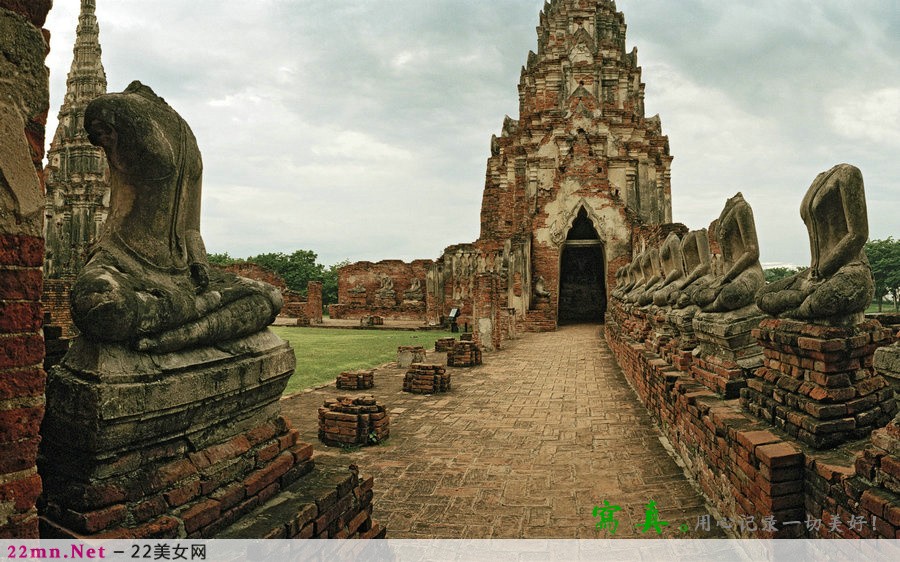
[43,0,110,278]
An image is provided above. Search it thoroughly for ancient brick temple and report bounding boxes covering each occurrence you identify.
[43,0,109,280]
[335,0,672,344]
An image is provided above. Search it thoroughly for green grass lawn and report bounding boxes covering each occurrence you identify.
[271,327,455,396]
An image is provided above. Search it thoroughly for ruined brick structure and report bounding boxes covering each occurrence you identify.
[43,0,109,279]
[336,0,672,346]
[0,0,52,539]
[330,260,430,321]
[222,262,322,324]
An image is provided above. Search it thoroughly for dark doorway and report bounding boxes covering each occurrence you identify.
[558,208,606,324]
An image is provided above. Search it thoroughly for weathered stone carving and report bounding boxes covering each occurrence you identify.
[71,81,281,353]
[652,232,685,306]
[376,275,395,297]
[756,164,874,324]
[403,278,424,301]
[637,247,663,306]
[623,251,647,303]
[671,229,712,308]
[534,275,551,301]
[692,193,765,312]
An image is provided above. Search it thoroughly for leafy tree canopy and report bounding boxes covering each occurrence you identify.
[207,250,348,305]
[866,237,900,312]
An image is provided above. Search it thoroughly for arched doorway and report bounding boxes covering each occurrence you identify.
[558,208,606,323]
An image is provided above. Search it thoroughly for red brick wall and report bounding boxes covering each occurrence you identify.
[0,0,51,538]
[335,260,431,321]
[606,300,900,538]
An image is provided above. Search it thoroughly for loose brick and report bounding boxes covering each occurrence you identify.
[180,499,221,534]
[756,442,802,468]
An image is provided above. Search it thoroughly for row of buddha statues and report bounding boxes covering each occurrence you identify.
[612,164,874,326]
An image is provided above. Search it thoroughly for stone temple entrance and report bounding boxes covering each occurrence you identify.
[558,208,606,324]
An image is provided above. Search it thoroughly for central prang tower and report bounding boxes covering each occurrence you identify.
[44,0,109,279]
[474,0,673,330]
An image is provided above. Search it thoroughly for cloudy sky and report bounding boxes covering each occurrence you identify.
[44,0,899,268]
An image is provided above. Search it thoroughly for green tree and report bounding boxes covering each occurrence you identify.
[866,237,900,312]
[249,250,325,296]
[207,252,238,267]
[208,250,348,307]
[764,266,807,283]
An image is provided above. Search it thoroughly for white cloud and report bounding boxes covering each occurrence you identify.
[827,87,900,146]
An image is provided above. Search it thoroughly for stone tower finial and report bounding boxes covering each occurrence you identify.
[44,0,110,278]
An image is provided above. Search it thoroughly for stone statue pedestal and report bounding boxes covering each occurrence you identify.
[373,293,396,308]
[667,306,701,372]
[874,340,900,398]
[39,330,315,538]
[742,318,897,449]
[691,305,766,398]
[647,307,676,360]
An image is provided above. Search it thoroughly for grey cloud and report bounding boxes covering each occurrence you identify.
[44,0,897,267]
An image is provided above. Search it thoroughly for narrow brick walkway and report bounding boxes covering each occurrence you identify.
[279,324,725,538]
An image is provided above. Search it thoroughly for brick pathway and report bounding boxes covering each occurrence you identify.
[279,324,725,538]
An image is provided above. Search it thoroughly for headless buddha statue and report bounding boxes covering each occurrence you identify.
[72,81,282,353]
[637,248,664,306]
[624,251,647,304]
[756,164,873,323]
[672,229,712,308]
[692,193,765,312]
[652,233,686,306]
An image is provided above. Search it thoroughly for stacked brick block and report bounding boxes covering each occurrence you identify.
[434,337,456,352]
[447,341,483,368]
[397,345,425,368]
[335,370,375,391]
[360,315,384,327]
[403,364,451,394]
[318,396,389,447]
[219,457,384,539]
[743,319,896,449]
[40,417,314,538]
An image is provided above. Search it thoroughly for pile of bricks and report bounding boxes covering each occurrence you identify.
[403,364,451,394]
[40,417,314,538]
[460,333,474,342]
[218,457,385,539]
[742,318,896,449]
[360,315,384,327]
[397,345,426,367]
[434,337,456,352]
[318,396,389,447]
[335,370,375,391]
[447,341,483,367]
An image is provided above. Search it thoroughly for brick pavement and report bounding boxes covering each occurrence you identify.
[279,324,726,538]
